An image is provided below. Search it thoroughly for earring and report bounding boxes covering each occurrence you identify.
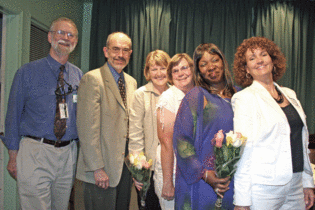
[273,66,276,74]
[246,73,251,79]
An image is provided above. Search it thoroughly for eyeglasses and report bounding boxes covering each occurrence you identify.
[109,47,131,55]
[55,79,78,96]
[50,30,77,39]
[172,66,191,76]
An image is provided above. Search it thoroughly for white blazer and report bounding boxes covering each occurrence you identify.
[232,81,314,206]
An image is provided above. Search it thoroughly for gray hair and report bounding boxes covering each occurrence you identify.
[106,32,132,48]
[50,17,78,35]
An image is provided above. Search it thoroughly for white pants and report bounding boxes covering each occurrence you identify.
[17,137,77,210]
[251,172,305,210]
[154,144,176,210]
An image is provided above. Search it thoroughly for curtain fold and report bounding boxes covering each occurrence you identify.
[90,0,171,85]
[253,0,315,133]
[90,0,253,85]
[168,0,254,72]
[89,0,315,132]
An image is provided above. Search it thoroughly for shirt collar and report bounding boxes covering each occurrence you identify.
[144,81,171,95]
[47,54,69,73]
[108,63,125,83]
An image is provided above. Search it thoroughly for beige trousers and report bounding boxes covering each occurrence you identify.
[17,137,77,210]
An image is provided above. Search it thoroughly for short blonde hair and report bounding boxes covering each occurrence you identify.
[144,50,170,81]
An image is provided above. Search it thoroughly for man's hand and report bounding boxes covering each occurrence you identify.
[7,150,18,180]
[94,168,109,189]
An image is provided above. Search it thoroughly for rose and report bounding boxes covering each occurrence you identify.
[139,152,147,162]
[129,154,135,164]
[214,130,224,148]
[136,161,142,170]
[226,131,246,147]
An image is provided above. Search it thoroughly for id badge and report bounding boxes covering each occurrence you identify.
[73,94,77,103]
[59,103,69,119]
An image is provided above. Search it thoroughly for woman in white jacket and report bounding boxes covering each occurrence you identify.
[232,37,314,210]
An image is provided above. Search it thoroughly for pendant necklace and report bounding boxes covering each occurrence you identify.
[273,86,284,104]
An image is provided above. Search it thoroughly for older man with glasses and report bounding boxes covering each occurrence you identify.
[76,32,137,210]
[3,17,82,210]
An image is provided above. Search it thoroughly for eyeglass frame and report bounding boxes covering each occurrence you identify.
[50,30,77,39]
[171,65,191,76]
[108,47,131,55]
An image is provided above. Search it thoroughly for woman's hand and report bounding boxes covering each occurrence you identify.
[304,188,315,210]
[162,180,175,201]
[133,178,143,191]
[204,170,230,198]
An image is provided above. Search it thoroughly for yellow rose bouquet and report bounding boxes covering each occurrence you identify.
[125,152,153,209]
[212,130,247,209]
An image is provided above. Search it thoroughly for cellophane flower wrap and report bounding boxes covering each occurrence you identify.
[125,152,153,209]
[212,130,247,209]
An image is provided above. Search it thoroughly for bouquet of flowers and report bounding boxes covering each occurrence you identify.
[125,152,153,210]
[212,130,247,209]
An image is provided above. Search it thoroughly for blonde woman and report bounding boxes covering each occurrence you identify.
[129,50,171,209]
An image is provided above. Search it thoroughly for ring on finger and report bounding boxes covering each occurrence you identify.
[215,188,219,194]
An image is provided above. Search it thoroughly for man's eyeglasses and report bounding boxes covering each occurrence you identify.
[55,79,78,96]
[50,30,77,39]
[109,47,131,55]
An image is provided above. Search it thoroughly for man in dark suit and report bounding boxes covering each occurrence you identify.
[76,32,137,209]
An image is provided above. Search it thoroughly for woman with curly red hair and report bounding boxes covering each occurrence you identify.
[232,37,314,210]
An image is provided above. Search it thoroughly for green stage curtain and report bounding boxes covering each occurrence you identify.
[89,0,315,132]
[90,0,171,85]
[253,0,315,133]
[90,0,253,85]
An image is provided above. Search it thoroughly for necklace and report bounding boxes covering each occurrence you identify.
[273,86,284,104]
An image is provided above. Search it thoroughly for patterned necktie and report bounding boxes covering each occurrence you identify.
[54,65,67,140]
[118,76,127,108]
[118,75,129,138]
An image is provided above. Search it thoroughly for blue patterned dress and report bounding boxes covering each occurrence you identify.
[173,86,235,210]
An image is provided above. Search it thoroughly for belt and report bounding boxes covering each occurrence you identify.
[24,135,77,148]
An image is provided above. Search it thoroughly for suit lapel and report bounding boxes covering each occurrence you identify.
[277,84,307,126]
[124,72,135,110]
[100,63,126,110]
[251,81,287,120]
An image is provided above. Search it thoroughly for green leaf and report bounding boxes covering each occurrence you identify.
[177,139,196,158]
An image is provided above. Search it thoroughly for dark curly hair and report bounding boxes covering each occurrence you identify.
[233,37,286,87]
[193,43,235,97]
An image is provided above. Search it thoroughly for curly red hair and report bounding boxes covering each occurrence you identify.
[233,37,286,87]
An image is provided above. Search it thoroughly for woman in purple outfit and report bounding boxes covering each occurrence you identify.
[173,43,239,210]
